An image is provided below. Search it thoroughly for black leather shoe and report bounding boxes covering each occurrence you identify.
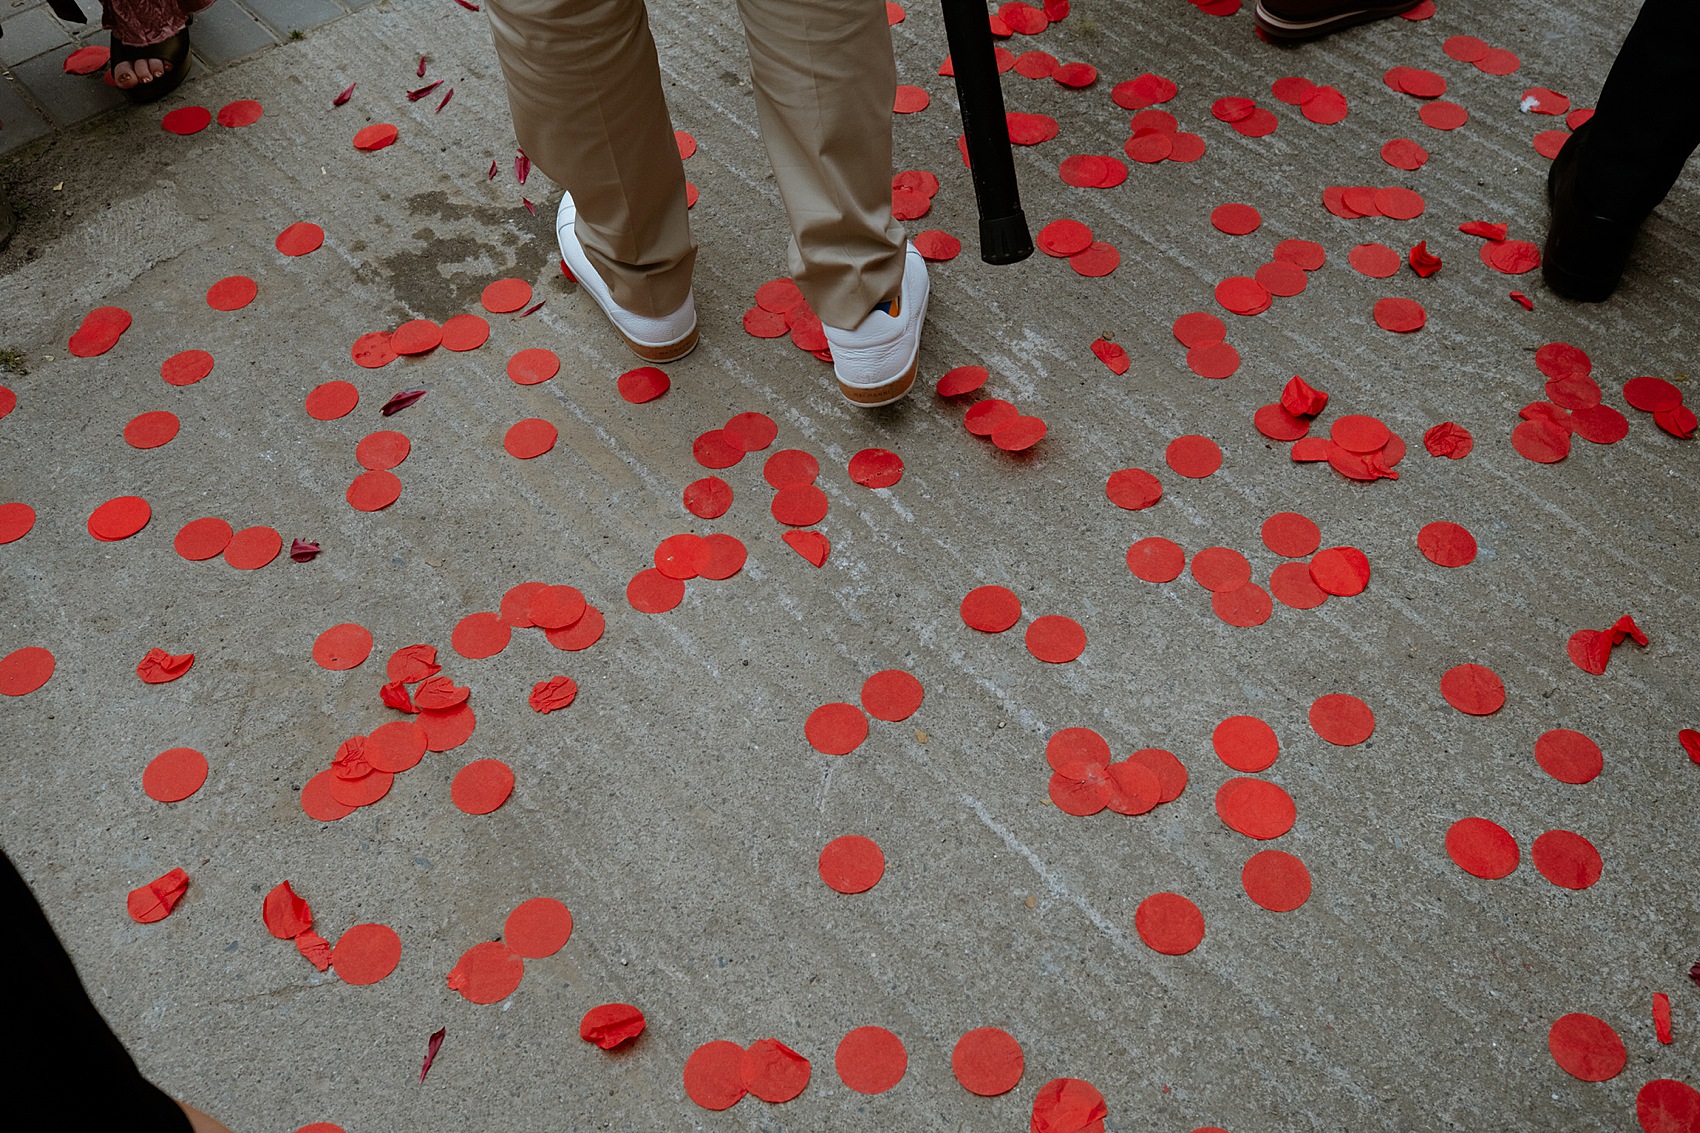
[1254,0,1423,42]
[1542,122,1644,303]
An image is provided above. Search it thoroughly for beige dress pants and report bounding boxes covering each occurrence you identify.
[484,0,907,330]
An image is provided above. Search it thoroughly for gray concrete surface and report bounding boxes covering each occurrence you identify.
[2,1,1698,1131]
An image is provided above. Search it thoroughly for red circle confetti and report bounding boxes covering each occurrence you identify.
[1026,615,1085,663]
[162,105,212,135]
[937,366,989,397]
[684,1041,747,1111]
[1309,693,1374,745]
[1127,538,1185,583]
[1535,729,1603,785]
[1348,242,1401,279]
[504,418,558,459]
[742,1039,811,1103]
[223,525,281,569]
[1262,512,1320,557]
[806,703,868,755]
[1187,341,1240,379]
[764,449,820,487]
[161,349,215,386]
[849,448,904,488]
[0,646,54,697]
[835,1026,906,1094]
[1210,203,1261,235]
[618,366,670,404]
[1417,521,1477,567]
[1242,850,1311,911]
[0,502,35,546]
[481,278,532,314]
[505,897,573,958]
[1215,777,1297,839]
[1190,546,1251,592]
[306,380,359,420]
[1135,892,1205,954]
[861,670,922,721]
[1106,468,1162,510]
[313,623,373,670]
[352,123,398,151]
[772,484,829,526]
[1373,297,1427,332]
[1547,1013,1626,1081]
[1213,715,1278,772]
[1310,546,1370,596]
[1166,435,1222,478]
[331,923,402,985]
[206,275,258,312]
[1446,817,1519,879]
[1173,311,1226,347]
[626,569,684,613]
[952,1027,1024,1096]
[506,347,559,385]
[452,758,515,815]
[1440,663,1505,715]
[1532,829,1603,890]
[1270,561,1327,609]
[142,747,208,804]
[355,430,410,471]
[961,585,1021,632]
[1636,1079,1700,1132]
[441,313,491,351]
[819,835,885,893]
[447,940,525,1004]
[451,611,512,659]
[123,411,180,449]
[275,221,323,256]
[88,495,151,541]
[347,470,402,512]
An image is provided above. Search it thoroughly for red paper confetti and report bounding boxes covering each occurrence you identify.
[1134,892,1204,955]
[135,647,194,684]
[127,868,190,923]
[1532,829,1603,890]
[806,703,868,756]
[353,123,397,150]
[1547,1013,1625,1081]
[684,1041,747,1111]
[818,835,885,894]
[446,940,524,1003]
[142,747,208,803]
[1242,850,1311,911]
[1309,693,1374,745]
[1446,817,1519,879]
[742,1038,811,1103]
[961,585,1021,632]
[504,897,573,958]
[162,106,212,135]
[451,759,515,815]
[581,1004,645,1049]
[1165,435,1222,478]
[952,1027,1023,1095]
[1215,777,1296,839]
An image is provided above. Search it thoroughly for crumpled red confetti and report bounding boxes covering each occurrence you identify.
[783,530,830,566]
[290,538,321,562]
[1091,338,1129,375]
[1424,421,1473,458]
[1281,376,1328,417]
[1567,615,1648,675]
[295,930,332,970]
[263,880,314,939]
[127,868,190,924]
[136,647,194,684]
[1031,1077,1108,1133]
[332,82,355,107]
[529,676,579,713]
[1409,242,1442,277]
[581,1004,646,1050]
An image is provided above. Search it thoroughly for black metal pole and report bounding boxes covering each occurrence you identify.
[939,0,1034,265]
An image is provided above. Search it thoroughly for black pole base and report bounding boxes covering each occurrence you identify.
[979,210,1034,265]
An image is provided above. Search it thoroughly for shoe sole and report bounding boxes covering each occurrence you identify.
[1253,1,1421,41]
[838,359,917,408]
[619,324,699,364]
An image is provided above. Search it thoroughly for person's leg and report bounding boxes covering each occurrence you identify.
[484,0,695,324]
[733,0,905,330]
[1543,0,1700,300]
[1,850,201,1132]
[1569,0,1700,216]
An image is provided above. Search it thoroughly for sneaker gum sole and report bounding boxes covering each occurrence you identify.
[1253,1,1419,40]
[619,324,699,364]
[838,360,918,408]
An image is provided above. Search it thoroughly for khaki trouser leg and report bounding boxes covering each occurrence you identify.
[484,0,695,319]
[735,0,906,329]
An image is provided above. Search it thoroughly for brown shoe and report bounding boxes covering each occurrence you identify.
[1254,0,1422,42]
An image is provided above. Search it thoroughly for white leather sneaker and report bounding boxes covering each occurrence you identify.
[822,242,929,408]
[555,190,698,363]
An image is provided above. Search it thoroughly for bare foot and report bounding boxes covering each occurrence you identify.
[111,57,171,89]
[176,1100,237,1133]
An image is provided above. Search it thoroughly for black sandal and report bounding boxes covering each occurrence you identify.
[109,21,192,105]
